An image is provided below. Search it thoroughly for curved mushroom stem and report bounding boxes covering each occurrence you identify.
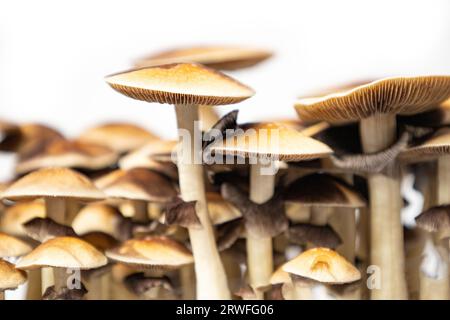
[26,270,42,300]
[247,162,275,299]
[360,114,407,300]
[175,104,230,299]
[132,200,148,223]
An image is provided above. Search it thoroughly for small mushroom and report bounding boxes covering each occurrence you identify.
[0,259,27,300]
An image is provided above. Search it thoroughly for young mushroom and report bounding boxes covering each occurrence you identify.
[295,76,450,299]
[105,62,254,299]
[0,259,27,300]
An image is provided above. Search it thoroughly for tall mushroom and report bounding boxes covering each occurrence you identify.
[105,62,254,299]
[295,76,450,299]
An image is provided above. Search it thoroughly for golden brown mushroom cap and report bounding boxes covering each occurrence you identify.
[208,122,332,161]
[16,236,107,270]
[295,76,450,123]
[119,140,177,167]
[282,247,361,284]
[134,46,272,71]
[1,167,106,201]
[206,192,242,225]
[400,128,450,163]
[105,63,254,106]
[0,200,46,237]
[105,236,194,269]
[0,233,33,258]
[72,203,124,237]
[78,123,159,154]
[0,259,27,291]
[15,140,118,175]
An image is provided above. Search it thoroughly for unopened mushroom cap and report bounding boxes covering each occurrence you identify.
[135,46,272,70]
[0,259,27,291]
[207,192,242,225]
[295,76,450,123]
[0,200,46,237]
[282,247,361,284]
[400,128,450,163]
[72,203,124,237]
[0,233,33,258]
[105,63,254,106]
[105,236,194,269]
[209,122,332,161]
[284,173,366,208]
[78,123,158,154]
[1,167,106,201]
[100,168,177,202]
[16,236,107,270]
[16,139,118,175]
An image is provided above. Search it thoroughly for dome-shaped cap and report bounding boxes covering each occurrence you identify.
[0,200,46,237]
[0,259,27,291]
[295,76,450,123]
[1,167,106,201]
[284,174,366,208]
[206,192,241,225]
[400,128,450,163]
[78,123,159,154]
[105,236,194,269]
[209,122,332,161]
[0,233,32,258]
[282,247,361,284]
[15,139,118,175]
[72,203,124,237]
[16,236,107,270]
[99,168,177,202]
[105,63,254,106]
[135,46,272,71]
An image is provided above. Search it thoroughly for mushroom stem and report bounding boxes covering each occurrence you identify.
[174,104,230,299]
[26,270,42,300]
[132,200,148,223]
[41,268,53,294]
[53,268,69,291]
[247,161,275,299]
[360,114,407,300]
[293,281,313,299]
[45,198,66,225]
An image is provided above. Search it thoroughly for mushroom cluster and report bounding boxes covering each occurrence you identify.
[0,45,449,300]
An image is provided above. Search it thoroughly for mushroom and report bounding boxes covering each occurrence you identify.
[282,247,361,299]
[0,259,27,300]
[210,121,332,298]
[16,236,107,299]
[399,98,450,128]
[105,62,254,299]
[0,232,33,260]
[77,122,159,155]
[287,223,342,249]
[295,76,450,299]
[23,218,77,243]
[269,265,295,300]
[0,200,46,238]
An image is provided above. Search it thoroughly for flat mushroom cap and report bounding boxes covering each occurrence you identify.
[78,123,158,154]
[105,236,194,269]
[100,168,177,202]
[0,233,33,258]
[284,174,366,208]
[0,259,27,291]
[282,247,361,284]
[1,167,106,201]
[15,236,107,270]
[0,200,46,237]
[105,63,255,106]
[295,76,450,123]
[208,122,332,161]
[400,128,450,163]
[72,203,124,237]
[15,140,118,175]
[207,192,242,225]
[134,45,272,70]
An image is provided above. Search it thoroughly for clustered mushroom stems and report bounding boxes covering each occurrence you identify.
[174,104,230,299]
[247,161,275,299]
[359,114,408,299]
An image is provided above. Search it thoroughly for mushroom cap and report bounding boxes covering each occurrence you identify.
[72,203,124,237]
[99,168,177,202]
[0,259,27,291]
[0,233,33,258]
[400,128,450,163]
[105,63,254,106]
[15,236,107,270]
[270,264,292,285]
[134,46,272,71]
[399,98,450,128]
[105,236,194,269]
[0,120,20,151]
[0,200,46,237]
[119,140,177,167]
[1,167,106,201]
[295,76,450,123]
[284,173,366,208]
[81,232,120,252]
[415,205,450,234]
[282,247,361,284]
[78,123,159,154]
[209,122,332,161]
[15,139,118,175]
[207,192,242,225]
